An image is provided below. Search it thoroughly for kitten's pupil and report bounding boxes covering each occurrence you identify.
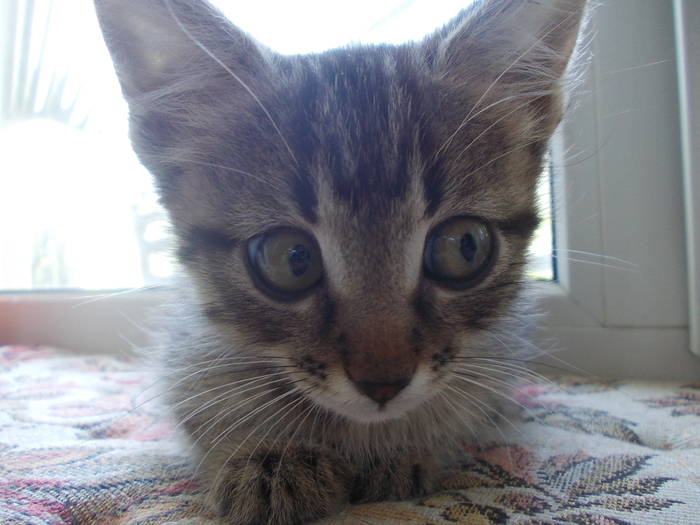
[460,234,477,262]
[289,245,311,276]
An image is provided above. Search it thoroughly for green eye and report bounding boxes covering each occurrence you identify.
[424,217,495,285]
[248,229,323,295]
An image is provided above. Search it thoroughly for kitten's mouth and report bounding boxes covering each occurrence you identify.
[307,368,433,424]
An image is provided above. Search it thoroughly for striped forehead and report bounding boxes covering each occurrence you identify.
[280,46,442,222]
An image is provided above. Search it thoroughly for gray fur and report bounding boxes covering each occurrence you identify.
[94,0,588,523]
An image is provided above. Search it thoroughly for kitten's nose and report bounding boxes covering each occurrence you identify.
[352,377,411,405]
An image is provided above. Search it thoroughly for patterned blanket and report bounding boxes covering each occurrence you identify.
[1,345,699,524]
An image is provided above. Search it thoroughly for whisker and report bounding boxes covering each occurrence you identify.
[506,331,597,379]
[552,254,638,272]
[242,393,311,472]
[454,359,548,387]
[208,380,307,450]
[436,390,486,452]
[453,364,554,420]
[136,358,290,408]
[454,95,553,163]
[149,155,282,191]
[179,375,294,437]
[94,358,289,439]
[443,383,514,461]
[489,333,530,363]
[604,59,671,75]
[460,138,544,179]
[208,385,314,488]
[70,285,162,307]
[436,90,554,159]
[450,371,534,419]
[266,399,317,478]
[553,249,637,267]
[191,384,303,479]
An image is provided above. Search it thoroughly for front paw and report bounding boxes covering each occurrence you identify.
[351,451,436,503]
[207,441,351,525]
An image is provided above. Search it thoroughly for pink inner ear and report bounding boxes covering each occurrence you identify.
[95,0,268,98]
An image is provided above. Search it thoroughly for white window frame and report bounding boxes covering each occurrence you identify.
[674,0,700,362]
[1,0,698,380]
[537,0,698,380]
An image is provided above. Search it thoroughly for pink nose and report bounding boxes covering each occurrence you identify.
[352,377,411,405]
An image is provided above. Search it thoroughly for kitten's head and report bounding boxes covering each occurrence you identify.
[96,0,587,423]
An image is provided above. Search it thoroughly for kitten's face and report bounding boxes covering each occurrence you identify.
[96,0,584,424]
[161,49,541,423]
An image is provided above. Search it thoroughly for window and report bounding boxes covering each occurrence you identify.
[539,0,698,379]
[1,0,697,380]
[0,0,161,290]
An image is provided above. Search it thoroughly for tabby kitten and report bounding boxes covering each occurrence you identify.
[94,0,587,523]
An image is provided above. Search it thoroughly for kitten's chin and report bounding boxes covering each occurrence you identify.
[309,372,437,424]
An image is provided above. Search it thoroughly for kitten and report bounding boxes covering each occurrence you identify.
[94,0,587,523]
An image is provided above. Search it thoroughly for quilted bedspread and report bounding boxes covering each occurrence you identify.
[1,345,699,524]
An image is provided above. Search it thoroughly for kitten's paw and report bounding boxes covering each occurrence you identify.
[207,441,351,525]
[351,451,436,503]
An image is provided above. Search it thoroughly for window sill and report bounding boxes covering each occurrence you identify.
[0,289,166,356]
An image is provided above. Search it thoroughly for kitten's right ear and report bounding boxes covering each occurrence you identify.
[426,0,588,141]
[93,0,265,99]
